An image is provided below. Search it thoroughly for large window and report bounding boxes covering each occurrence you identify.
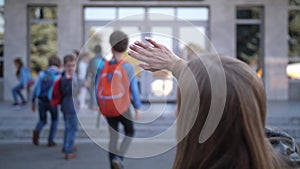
[236,7,263,78]
[288,1,300,80]
[29,6,57,76]
[84,7,209,101]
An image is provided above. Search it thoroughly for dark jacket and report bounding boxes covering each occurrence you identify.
[51,72,79,115]
[266,127,300,167]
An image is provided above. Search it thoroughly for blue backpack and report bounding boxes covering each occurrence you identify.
[37,70,60,101]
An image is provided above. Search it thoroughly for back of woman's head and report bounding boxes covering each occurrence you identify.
[173,55,284,169]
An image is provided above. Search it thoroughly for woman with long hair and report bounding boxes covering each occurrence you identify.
[12,57,33,106]
[172,56,284,169]
[128,37,299,169]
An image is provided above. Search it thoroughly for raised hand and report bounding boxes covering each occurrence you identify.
[128,37,181,72]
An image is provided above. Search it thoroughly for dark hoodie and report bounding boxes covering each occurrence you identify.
[60,72,79,115]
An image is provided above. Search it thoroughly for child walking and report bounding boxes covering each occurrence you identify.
[95,31,141,169]
[51,54,79,160]
[31,55,61,146]
[12,57,33,106]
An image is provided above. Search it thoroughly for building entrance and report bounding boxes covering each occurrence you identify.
[84,7,209,102]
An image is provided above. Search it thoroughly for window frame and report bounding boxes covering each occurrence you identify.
[288,5,300,62]
[235,6,265,81]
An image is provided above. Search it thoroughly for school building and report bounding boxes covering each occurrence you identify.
[1,0,300,102]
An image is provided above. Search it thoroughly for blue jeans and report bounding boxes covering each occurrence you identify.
[12,83,25,103]
[35,100,58,143]
[63,114,78,154]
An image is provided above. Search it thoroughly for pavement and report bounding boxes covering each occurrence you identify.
[0,100,299,169]
[0,102,177,142]
[0,143,175,169]
[0,101,177,169]
[0,142,176,169]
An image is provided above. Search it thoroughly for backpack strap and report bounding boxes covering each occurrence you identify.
[35,71,46,98]
[94,58,105,97]
[46,71,60,100]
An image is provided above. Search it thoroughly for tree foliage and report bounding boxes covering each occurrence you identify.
[30,23,57,74]
[30,7,57,75]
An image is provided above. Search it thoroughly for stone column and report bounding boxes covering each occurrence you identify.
[57,0,83,59]
[4,0,28,101]
[264,0,288,100]
[210,0,235,57]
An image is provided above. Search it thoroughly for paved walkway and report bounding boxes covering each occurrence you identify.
[0,102,177,169]
[0,100,299,169]
[266,100,300,143]
[0,142,176,169]
[1,101,299,142]
[0,102,177,142]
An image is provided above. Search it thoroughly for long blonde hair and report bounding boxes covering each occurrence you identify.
[173,55,284,169]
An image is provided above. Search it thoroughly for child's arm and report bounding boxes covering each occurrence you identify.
[123,62,142,119]
[20,67,28,88]
[130,77,141,120]
[31,72,43,112]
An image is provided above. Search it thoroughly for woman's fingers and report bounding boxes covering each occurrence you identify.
[139,63,160,72]
[128,50,153,64]
[145,37,160,48]
[138,63,151,70]
[133,37,160,49]
[129,44,150,55]
[134,41,150,49]
[129,38,180,71]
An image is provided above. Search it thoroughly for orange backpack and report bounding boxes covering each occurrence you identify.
[96,60,130,117]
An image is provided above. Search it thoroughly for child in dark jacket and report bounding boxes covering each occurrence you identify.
[52,54,79,160]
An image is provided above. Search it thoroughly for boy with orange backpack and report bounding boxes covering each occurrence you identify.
[95,31,141,169]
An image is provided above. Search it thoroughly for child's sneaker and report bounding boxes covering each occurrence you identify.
[32,130,39,145]
[20,101,27,106]
[65,153,76,160]
[61,146,77,153]
[112,157,124,169]
[48,141,57,147]
[12,103,21,110]
[12,102,19,106]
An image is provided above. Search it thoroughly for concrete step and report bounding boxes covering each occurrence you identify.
[1,102,300,144]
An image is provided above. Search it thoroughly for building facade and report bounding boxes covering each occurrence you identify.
[1,0,299,102]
